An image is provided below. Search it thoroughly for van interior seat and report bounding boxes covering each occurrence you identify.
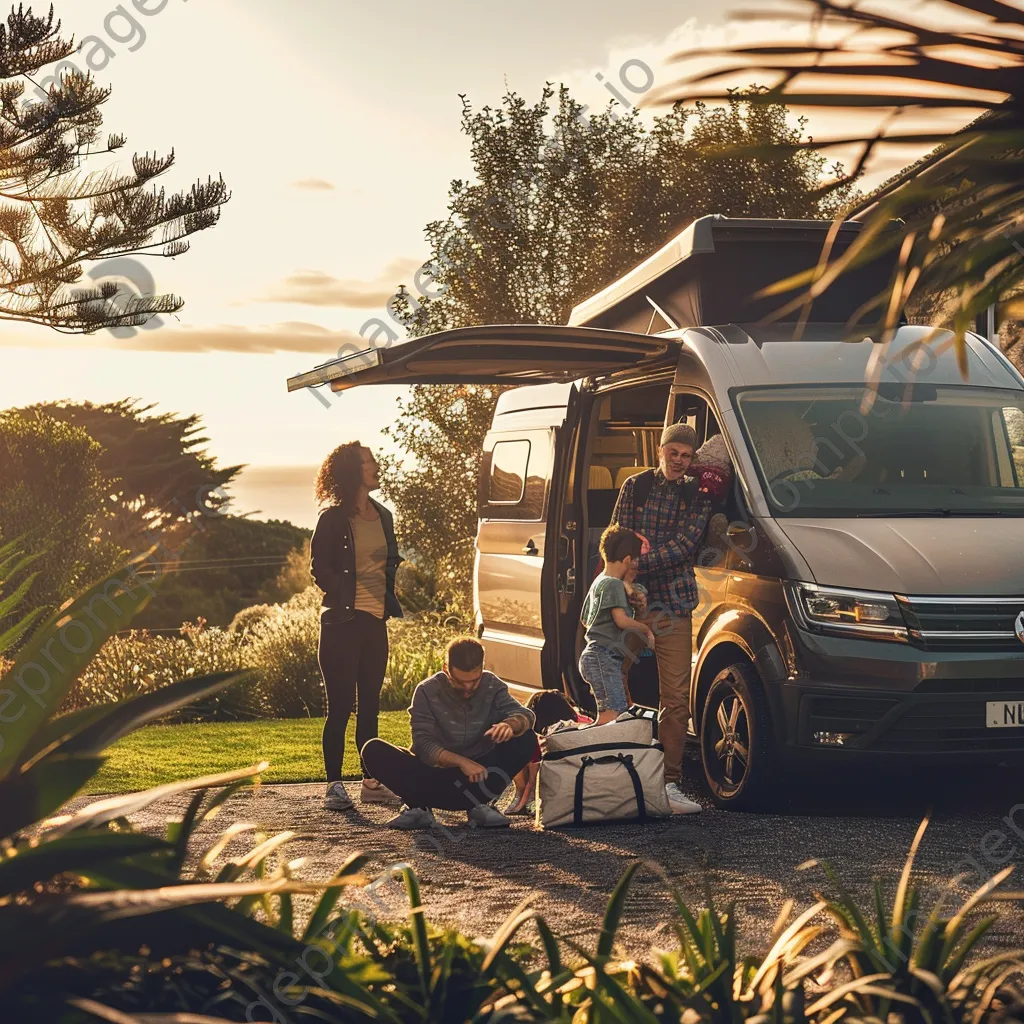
[588,465,614,490]
[615,466,653,489]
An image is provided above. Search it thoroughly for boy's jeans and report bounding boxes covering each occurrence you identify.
[579,642,628,713]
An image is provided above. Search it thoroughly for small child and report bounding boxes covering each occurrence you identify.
[579,525,656,724]
[690,432,733,505]
[691,433,734,566]
[507,690,592,815]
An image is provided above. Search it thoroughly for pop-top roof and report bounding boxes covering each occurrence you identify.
[567,215,902,334]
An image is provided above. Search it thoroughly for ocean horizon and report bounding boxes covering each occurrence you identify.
[227,465,318,530]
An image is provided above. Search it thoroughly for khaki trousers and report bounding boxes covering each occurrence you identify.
[624,613,693,785]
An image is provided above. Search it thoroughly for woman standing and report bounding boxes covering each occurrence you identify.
[312,442,404,811]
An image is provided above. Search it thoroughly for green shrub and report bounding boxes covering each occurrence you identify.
[228,601,276,635]
[64,588,468,722]
[246,589,324,718]
[382,612,463,710]
[64,622,259,722]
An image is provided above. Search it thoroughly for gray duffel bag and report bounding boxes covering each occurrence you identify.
[535,713,670,828]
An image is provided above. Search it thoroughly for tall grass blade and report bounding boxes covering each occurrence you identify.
[40,762,268,837]
[398,865,431,997]
[302,853,371,942]
[598,861,641,959]
[891,816,929,949]
[0,831,169,897]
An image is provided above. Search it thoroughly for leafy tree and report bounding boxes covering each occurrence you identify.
[0,5,229,331]
[13,400,242,550]
[384,84,856,609]
[0,409,124,622]
[397,84,856,333]
[658,0,1024,361]
[132,516,311,631]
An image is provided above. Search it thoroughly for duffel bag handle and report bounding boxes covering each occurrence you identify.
[573,753,648,826]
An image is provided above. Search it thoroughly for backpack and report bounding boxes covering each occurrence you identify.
[535,711,670,828]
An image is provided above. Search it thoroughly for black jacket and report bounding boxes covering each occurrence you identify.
[310,500,404,622]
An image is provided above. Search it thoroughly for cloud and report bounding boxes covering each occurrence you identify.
[292,178,337,190]
[261,257,424,308]
[0,320,378,355]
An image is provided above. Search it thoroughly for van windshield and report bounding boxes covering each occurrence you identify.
[735,385,1024,517]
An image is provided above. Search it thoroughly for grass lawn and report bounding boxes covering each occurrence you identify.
[85,713,412,794]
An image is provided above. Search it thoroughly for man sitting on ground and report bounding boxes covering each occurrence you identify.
[361,637,537,830]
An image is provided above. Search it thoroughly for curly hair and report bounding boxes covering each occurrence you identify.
[314,441,364,514]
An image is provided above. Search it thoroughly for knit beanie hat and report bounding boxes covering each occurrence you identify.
[660,422,698,448]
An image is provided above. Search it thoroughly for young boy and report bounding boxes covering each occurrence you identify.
[579,525,656,724]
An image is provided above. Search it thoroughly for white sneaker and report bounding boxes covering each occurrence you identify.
[665,782,702,815]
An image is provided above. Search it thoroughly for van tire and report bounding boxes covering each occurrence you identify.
[699,662,777,811]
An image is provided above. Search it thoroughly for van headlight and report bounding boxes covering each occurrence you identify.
[788,583,909,642]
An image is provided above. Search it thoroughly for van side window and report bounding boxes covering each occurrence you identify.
[484,433,553,521]
[489,440,530,503]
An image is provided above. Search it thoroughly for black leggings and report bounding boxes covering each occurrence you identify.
[318,610,388,782]
[361,731,535,811]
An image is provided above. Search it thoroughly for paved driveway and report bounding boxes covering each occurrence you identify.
[69,752,1024,961]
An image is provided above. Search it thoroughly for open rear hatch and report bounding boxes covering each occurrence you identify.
[286,324,676,393]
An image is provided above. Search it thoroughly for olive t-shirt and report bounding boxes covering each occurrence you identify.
[581,574,632,650]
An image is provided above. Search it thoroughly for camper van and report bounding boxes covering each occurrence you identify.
[289,216,1024,809]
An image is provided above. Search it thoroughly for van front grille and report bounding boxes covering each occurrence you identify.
[898,596,1024,651]
[873,698,1024,753]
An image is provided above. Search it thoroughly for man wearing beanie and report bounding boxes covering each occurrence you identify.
[610,422,711,814]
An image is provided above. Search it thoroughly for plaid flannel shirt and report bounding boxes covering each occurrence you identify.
[611,469,712,618]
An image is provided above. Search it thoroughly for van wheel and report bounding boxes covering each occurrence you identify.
[699,662,776,811]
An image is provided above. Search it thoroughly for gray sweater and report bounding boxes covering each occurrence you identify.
[409,671,535,767]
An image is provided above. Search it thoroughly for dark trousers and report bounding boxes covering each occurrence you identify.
[361,731,535,811]
[319,610,388,782]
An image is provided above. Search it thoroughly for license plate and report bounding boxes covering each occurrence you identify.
[986,701,1024,728]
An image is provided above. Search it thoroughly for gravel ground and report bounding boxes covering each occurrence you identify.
[64,751,1024,962]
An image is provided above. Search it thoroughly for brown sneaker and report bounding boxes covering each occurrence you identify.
[360,779,401,806]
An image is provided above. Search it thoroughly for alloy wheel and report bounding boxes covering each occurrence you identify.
[705,676,752,795]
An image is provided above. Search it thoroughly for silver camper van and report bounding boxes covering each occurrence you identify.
[289,216,1024,809]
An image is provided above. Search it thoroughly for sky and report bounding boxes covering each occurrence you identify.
[0,0,973,526]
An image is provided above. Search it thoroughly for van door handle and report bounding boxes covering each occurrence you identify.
[522,539,539,555]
